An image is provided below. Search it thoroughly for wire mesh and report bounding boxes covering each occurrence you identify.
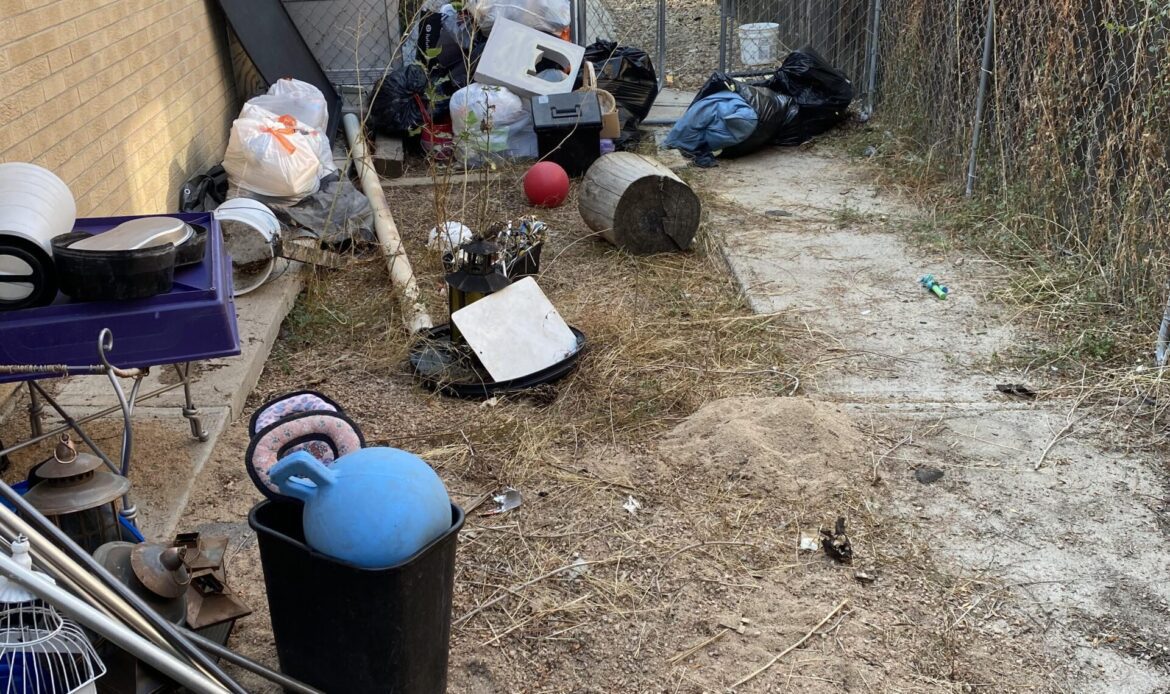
[0,604,105,694]
[718,0,877,103]
[877,0,1170,319]
[282,0,403,88]
[577,0,665,82]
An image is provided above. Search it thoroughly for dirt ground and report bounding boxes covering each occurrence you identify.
[697,143,1170,693]
[156,147,1086,693]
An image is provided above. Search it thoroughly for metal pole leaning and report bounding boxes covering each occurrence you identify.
[863,0,882,119]
[657,0,666,88]
[719,0,729,72]
[966,0,995,197]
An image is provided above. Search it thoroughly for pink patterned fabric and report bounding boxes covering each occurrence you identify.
[253,393,339,433]
[250,413,362,497]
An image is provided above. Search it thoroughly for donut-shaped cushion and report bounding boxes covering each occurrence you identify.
[245,411,365,500]
[249,390,346,437]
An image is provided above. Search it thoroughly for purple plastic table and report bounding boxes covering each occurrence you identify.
[0,213,240,521]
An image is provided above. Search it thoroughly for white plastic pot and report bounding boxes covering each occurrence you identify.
[213,198,284,296]
[0,163,76,308]
[738,22,780,66]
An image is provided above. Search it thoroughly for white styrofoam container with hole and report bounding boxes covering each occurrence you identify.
[472,17,584,97]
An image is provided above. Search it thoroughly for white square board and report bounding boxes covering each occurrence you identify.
[451,277,578,382]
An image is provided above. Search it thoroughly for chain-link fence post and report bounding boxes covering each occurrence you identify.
[862,0,881,117]
[964,0,994,197]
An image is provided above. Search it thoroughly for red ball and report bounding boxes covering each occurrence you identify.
[523,161,570,208]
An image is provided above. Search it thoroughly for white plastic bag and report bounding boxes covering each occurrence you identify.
[467,0,571,35]
[262,78,330,131]
[247,80,336,175]
[450,84,538,167]
[223,106,321,202]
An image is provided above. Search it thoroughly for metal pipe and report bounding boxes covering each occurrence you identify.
[863,0,882,118]
[719,0,728,72]
[180,629,325,694]
[573,0,588,46]
[342,113,434,334]
[0,552,227,694]
[656,0,666,89]
[0,483,247,694]
[965,0,995,197]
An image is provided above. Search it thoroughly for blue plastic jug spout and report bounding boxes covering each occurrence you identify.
[269,450,336,503]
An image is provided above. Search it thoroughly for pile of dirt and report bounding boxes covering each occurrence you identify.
[659,396,865,501]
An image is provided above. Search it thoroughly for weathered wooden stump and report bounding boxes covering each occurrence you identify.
[578,153,701,254]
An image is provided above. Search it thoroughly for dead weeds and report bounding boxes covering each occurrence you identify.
[188,172,1063,692]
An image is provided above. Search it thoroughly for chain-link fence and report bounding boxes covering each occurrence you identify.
[576,0,664,86]
[283,0,402,89]
[280,0,665,91]
[718,0,878,107]
[877,0,1170,323]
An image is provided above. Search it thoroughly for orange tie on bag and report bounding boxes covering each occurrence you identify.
[261,115,299,154]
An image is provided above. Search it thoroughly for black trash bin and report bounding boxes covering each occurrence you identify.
[249,500,464,693]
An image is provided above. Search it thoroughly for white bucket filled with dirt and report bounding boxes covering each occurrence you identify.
[738,22,780,66]
[214,198,284,296]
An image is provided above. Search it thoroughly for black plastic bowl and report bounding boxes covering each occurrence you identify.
[174,223,207,267]
[51,232,175,301]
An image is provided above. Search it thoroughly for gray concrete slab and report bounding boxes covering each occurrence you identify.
[646,87,694,124]
[699,146,1170,692]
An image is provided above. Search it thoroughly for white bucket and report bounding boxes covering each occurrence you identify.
[0,163,75,306]
[0,163,76,253]
[738,22,780,66]
[213,198,283,296]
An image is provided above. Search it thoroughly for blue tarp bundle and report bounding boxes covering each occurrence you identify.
[662,92,758,155]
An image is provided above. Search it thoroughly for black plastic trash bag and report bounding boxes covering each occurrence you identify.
[370,65,427,135]
[584,40,658,147]
[369,65,450,138]
[762,46,853,110]
[758,46,853,146]
[179,165,228,213]
[693,72,798,158]
[415,5,485,92]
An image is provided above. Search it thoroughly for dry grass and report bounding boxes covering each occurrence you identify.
[870,0,1170,372]
[825,115,1170,451]
[231,159,1061,691]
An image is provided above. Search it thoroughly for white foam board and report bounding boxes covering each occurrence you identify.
[451,277,578,382]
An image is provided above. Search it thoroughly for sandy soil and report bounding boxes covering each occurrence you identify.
[164,156,1062,692]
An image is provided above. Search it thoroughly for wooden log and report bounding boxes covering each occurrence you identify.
[578,152,702,254]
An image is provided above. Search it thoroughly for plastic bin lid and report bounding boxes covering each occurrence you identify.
[531,92,603,129]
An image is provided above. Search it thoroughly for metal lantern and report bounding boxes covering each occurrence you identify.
[445,239,510,344]
[24,435,130,553]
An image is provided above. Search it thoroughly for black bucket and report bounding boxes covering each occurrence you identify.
[249,500,464,693]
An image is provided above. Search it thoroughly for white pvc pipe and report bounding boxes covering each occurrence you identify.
[342,113,434,334]
[0,552,227,694]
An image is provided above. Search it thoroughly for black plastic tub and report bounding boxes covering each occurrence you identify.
[51,232,175,301]
[409,323,585,399]
[249,500,464,694]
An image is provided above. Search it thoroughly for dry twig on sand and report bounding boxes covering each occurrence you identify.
[731,599,851,688]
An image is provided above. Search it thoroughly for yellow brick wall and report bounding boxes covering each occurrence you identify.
[0,0,238,216]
